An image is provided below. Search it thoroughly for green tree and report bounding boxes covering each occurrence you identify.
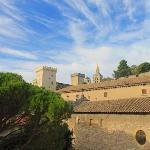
[0,72,24,86]
[27,122,72,150]
[113,60,131,79]
[0,73,29,131]
[0,72,73,150]
[137,62,150,74]
[130,65,139,75]
[102,77,113,81]
[20,87,72,150]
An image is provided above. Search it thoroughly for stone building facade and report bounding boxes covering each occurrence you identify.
[71,73,91,85]
[58,73,150,150]
[67,97,150,150]
[71,73,85,86]
[69,114,150,150]
[71,65,103,86]
[59,76,150,101]
[33,66,57,91]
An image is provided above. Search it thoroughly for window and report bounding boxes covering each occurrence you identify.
[67,95,69,99]
[142,89,147,94]
[78,119,80,124]
[104,92,107,97]
[100,119,103,127]
[89,119,93,126]
[136,130,146,145]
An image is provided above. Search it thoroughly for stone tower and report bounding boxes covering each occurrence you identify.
[33,66,57,91]
[93,64,102,83]
[71,73,85,86]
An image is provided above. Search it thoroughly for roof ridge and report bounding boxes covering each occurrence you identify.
[58,76,150,93]
[74,97,150,113]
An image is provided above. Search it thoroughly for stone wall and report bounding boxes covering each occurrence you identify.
[68,114,150,150]
[34,66,57,91]
[62,85,150,101]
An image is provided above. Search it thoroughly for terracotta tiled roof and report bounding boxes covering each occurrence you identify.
[58,76,150,93]
[73,97,150,113]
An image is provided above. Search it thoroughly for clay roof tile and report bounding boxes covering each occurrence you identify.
[73,97,150,114]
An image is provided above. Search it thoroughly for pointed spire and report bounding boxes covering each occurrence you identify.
[96,64,100,74]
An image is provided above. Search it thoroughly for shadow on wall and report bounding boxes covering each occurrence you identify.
[74,123,150,150]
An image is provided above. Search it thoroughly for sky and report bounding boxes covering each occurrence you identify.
[0,0,150,83]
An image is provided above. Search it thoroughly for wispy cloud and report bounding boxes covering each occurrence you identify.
[0,0,37,43]
[0,48,37,60]
[0,0,150,83]
[64,0,101,30]
[0,16,26,39]
[0,0,23,21]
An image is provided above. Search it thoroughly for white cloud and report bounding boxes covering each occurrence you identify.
[64,0,101,30]
[0,1,37,42]
[68,21,88,46]
[29,14,54,29]
[88,0,110,17]
[0,16,26,39]
[0,0,23,21]
[109,18,150,43]
[123,0,136,21]
[0,0,150,84]
[0,41,150,84]
[0,48,37,60]
[124,42,150,65]
[0,58,45,82]
[36,41,150,84]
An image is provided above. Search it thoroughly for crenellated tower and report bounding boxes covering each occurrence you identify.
[33,66,57,91]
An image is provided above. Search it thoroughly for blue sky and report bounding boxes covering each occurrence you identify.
[0,0,150,83]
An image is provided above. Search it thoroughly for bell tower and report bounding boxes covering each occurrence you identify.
[93,64,102,83]
[96,64,100,74]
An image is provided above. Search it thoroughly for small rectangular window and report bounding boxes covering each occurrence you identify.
[100,119,103,127]
[142,89,147,94]
[104,92,107,97]
[78,119,80,124]
[89,119,93,126]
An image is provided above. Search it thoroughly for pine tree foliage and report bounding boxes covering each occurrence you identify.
[0,72,73,150]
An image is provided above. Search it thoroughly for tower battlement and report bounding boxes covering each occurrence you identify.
[71,73,85,78]
[36,66,57,72]
[33,66,57,91]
